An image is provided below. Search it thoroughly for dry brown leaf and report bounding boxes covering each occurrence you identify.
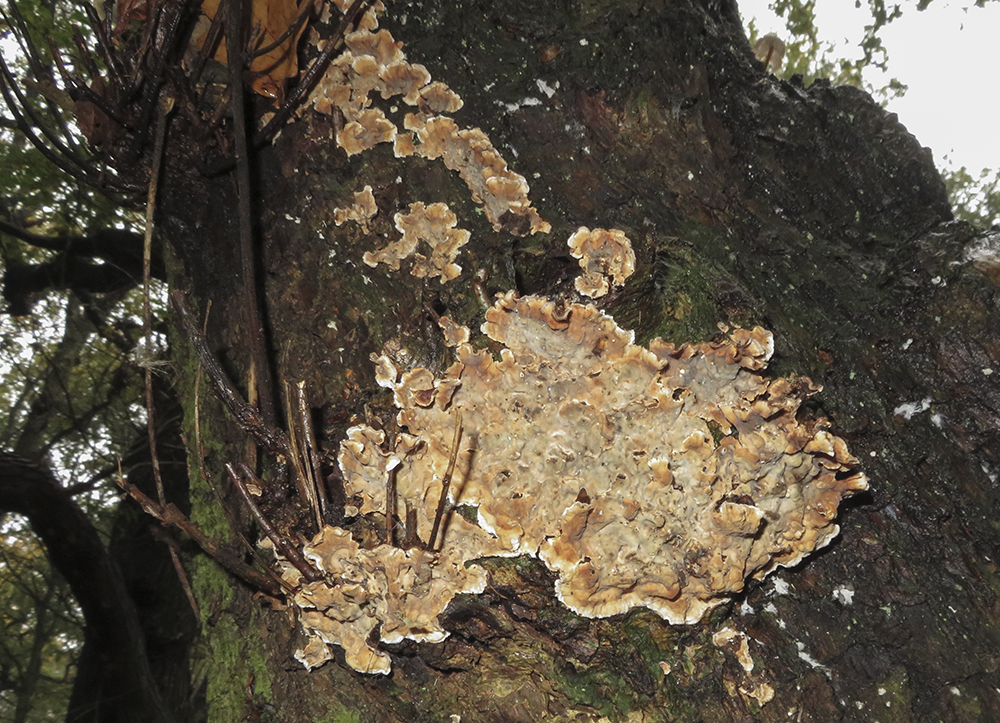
[198,0,313,104]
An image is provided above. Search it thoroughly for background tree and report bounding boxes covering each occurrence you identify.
[2,1,999,722]
[744,0,1000,227]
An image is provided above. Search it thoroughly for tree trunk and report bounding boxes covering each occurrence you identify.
[150,0,999,721]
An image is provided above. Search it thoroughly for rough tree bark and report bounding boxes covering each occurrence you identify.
[51,0,1000,720]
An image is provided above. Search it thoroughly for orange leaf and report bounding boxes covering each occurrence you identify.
[197,0,313,105]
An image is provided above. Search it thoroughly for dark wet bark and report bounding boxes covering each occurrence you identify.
[147,0,1000,721]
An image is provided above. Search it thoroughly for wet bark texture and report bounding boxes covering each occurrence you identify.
[158,0,999,721]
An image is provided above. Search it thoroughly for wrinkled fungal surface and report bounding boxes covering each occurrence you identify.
[567,227,636,297]
[332,185,377,232]
[304,8,549,238]
[276,292,866,674]
[363,201,470,282]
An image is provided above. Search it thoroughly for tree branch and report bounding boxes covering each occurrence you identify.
[0,451,175,723]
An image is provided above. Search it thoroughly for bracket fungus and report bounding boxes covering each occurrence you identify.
[274,291,866,674]
[401,114,550,235]
[305,16,548,238]
[567,226,636,298]
[332,185,377,232]
[363,201,471,282]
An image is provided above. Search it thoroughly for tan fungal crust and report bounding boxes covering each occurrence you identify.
[437,316,470,347]
[305,20,549,237]
[379,61,432,104]
[712,627,754,672]
[281,525,488,675]
[370,353,399,389]
[404,114,551,236]
[345,28,403,66]
[331,0,383,31]
[419,81,464,114]
[363,202,471,282]
[336,107,396,156]
[332,185,377,231]
[567,227,636,298]
[307,26,432,133]
[393,132,416,157]
[275,292,866,673]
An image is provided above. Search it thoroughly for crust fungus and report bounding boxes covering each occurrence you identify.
[363,202,471,282]
[345,28,404,66]
[336,107,396,156]
[308,27,430,123]
[332,185,378,231]
[273,291,865,673]
[304,17,550,238]
[379,61,432,104]
[282,525,488,675]
[567,227,636,298]
[393,132,416,158]
[437,316,470,347]
[418,81,464,114]
[331,0,383,31]
[404,114,551,236]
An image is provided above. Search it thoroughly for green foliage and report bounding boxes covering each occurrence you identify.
[745,0,998,227]
[745,1,906,104]
[0,286,160,491]
[940,163,1000,228]
[0,524,82,723]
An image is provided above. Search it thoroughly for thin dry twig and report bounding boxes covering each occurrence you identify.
[283,379,320,532]
[253,0,375,146]
[428,412,462,551]
[143,93,173,505]
[116,473,284,597]
[189,305,287,590]
[226,0,278,430]
[291,380,326,531]
[170,291,292,459]
[148,525,201,620]
[227,463,321,582]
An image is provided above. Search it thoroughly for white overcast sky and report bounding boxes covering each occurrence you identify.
[739,0,1000,175]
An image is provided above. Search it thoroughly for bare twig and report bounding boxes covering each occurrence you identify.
[228,463,321,582]
[144,94,173,505]
[294,380,326,526]
[428,412,462,551]
[116,473,284,597]
[252,0,374,147]
[249,0,313,59]
[81,2,126,87]
[283,378,318,531]
[170,291,292,459]
[189,310,287,590]
[123,0,188,162]
[226,0,278,430]
[148,525,201,620]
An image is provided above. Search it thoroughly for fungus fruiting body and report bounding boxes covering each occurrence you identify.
[362,202,471,282]
[567,226,636,297]
[305,12,548,240]
[275,1,865,677]
[275,292,867,674]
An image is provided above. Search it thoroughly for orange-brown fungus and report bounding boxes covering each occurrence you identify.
[336,107,396,156]
[404,114,550,236]
[332,185,378,232]
[567,227,636,297]
[363,202,470,282]
[274,292,866,673]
